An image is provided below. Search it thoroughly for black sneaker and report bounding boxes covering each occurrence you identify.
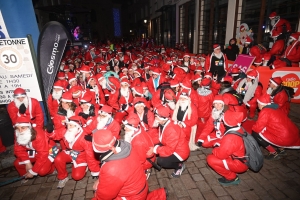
[265,153,281,160]
[218,176,240,186]
[276,149,287,156]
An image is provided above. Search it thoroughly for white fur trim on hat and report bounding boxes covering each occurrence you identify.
[152,71,161,75]
[231,73,239,77]
[257,99,271,106]
[213,100,224,104]
[269,79,278,86]
[134,102,145,107]
[15,122,31,127]
[14,94,27,98]
[61,98,73,103]
[170,83,179,88]
[132,88,143,96]
[72,91,81,97]
[247,75,256,79]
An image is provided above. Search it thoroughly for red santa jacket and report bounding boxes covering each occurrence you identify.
[93,144,147,200]
[173,67,187,82]
[86,84,105,106]
[270,18,292,37]
[173,103,198,129]
[52,107,81,130]
[84,116,121,139]
[197,89,214,120]
[153,120,190,161]
[47,94,60,117]
[131,128,156,170]
[14,127,51,175]
[48,128,100,173]
[271,87,290,115]
[269,39,285,56]
[198,115,225,143]
[7,97,44,129]
[107,90,120,110]
[147,75,167,96]
[252,105,300,148]
[283,40,300,63]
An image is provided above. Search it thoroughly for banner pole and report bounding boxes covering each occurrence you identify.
[27,34,50,121]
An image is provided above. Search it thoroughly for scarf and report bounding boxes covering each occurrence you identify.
[197,87,212,96]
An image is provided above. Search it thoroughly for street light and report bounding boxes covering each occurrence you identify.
[144,19,147,24]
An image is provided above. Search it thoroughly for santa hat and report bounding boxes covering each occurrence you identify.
[15,116,32,127]
[155,105,170,120]
[199,54,206,59]
[213,95,224,105]
[100,66,107,73]
[204,72,213,79]
[66,116,83,127]
[80,65,90,73]
[257,93,271,106]
[120,78,130,86]
[244,37,252,44]
[121,67,128,72]
[133,97,146,107]
[164,89,176,102]
[201,78,211,87]
[170,79,179,88]
[107,76,121,92]
[152,68,161,75]
[98,105,113,115]
[61,92,73,102]
[213,44,221,50]
[122,113,140,131]
[193,74,202,82]
[269,11,278,19]
[67,73,76,83]
[96,73,104,82]
[222,76,233,83]
[240,25,245,32]
[53,81,64,90]
[247,70,258,79]
[87,77,95,85]
[13,88,27,98]
[183,54,190,58]
[179,89,190,99]
[57,72,65,79]
[63,65,70,72]
[132,86,144,96]
[133,69,143,76]
[223,110,243,127]
[70,85,83,97]
[92,130,117,153]
[231,68,240,76]
[180,79,192,90]
[270,77,282,86]
[80,93,93,106]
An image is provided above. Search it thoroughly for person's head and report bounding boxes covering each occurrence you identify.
[230,38,236,45]
[65,116,82,143]
[97,105,113,129]
[257,93,271,110]
[183,54,190,62]
[52,81,64,100]
[213,95,224,111]
[222,110,243,131]
[246,70,258,84]
[154,105,170,126]
[70,86,83,99]
[178,90,190,111]
[87,77,96,87]
[80,94,92,113]
[132,86,144,97]
[170,79,180,93]
[213,44,221,54]
[13,88,28,108]
[122,113,140,142]
[268,77,282,90]
[15,116,36,145]
[152,68,160,79]
[133,98,146,114]
[61,92,74,110]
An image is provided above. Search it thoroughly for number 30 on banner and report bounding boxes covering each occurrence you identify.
[0,47,22,71]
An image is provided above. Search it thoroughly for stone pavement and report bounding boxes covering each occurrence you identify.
[0,103,299,200]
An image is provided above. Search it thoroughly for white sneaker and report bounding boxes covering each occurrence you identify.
[57,177,69,189]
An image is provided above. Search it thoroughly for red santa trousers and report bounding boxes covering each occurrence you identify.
[54,151,87,181]
[14,157,55,176]
[207,154,248,180]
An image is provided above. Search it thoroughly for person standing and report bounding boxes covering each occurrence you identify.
[224,38,240,61]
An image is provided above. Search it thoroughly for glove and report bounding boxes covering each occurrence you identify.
[84,135,93,142]
[19,103,26,114]
[57,107,67,116]
[121,104,127,111]
[79,112,89,120]
[89,105,95,116]
[197,141,203,147]
[46,121,54,133]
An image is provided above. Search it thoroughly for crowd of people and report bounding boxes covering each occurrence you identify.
[1,11,300,199]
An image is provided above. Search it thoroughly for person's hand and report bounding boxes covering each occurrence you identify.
[93,179,99,191]
[25,163,33,172]
[19,104,26,114]
[24,171,34,179]
[146,147,154,157]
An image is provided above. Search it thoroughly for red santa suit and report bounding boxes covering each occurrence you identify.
[269,39,285,56]
[47,94,60,118]
[147,72,166,95]
[7,96,44,129]
[49,123,100,180]
[252,104,300,148]
[14,126,54,176]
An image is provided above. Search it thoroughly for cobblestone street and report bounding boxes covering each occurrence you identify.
[0,103,300,200]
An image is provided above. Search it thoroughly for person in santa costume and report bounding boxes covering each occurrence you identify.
[171,89,198,151]
[148,105,190,178]
[179,78,199,107]
[47,81,65,118]
[252,93,300,160]
[98,75,121,110]
[86,76,105,106]
[47,116,100,188]
[236,69,262,119]
[14,116,55,183]
[271,33,300,69]
[78,93,98,126]
[197,95,226,148]
[7,88,44,129]
[249,44,267,66]
[131,68,146,87]
[84,105,121,139]
[147,68,167,95]
[122,113,156,178]
[69,85,85,107]
[269,12,292,38]
[66,72,78,90]
[230,68,246,90]
[196,78,215,140]
[205,44,228,82]
[266,77,290,115]
[207,110,248,186]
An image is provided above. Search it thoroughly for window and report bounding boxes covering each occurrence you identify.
[113,8,121,37]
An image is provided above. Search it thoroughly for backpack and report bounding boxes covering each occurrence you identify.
[227,127,264,172]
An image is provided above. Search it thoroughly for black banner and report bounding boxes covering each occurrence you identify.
[37,21,71,110]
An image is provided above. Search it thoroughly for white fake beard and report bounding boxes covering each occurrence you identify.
[60,64,65,71]
[66,109,74,118]
[64,127,79,143]
[93,85,99,94]
[14,97,29,109]
[245,81,253,90]
[152,119,160,127]
[179,99,189,111]
[16,128,32,146]
[97,115,110,129]
[167,101,176,110]
[271,19,276,26]
[144,90,149,96]
[266,87,273,95]
[132,66,137,71]
[120,87,129,97]
[52,90,63,100]
[212,108,223,120]
[100,79,107,89]
[124,129,135,143]
[201,61,205,67]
